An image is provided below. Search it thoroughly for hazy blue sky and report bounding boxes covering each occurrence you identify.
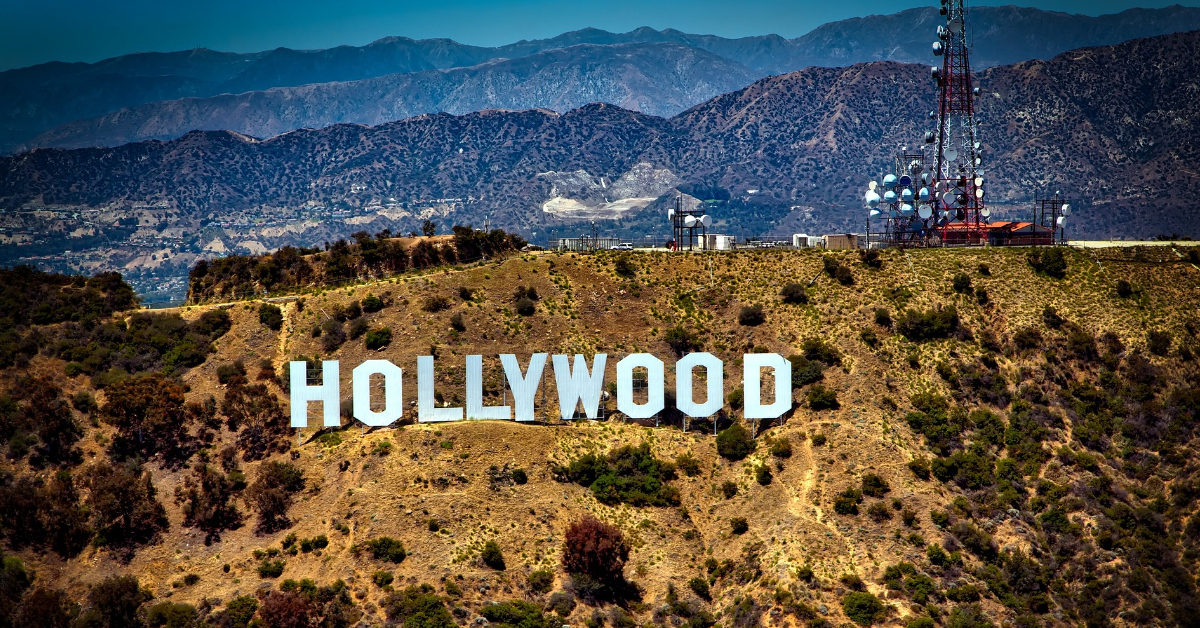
[2,0,1196,71]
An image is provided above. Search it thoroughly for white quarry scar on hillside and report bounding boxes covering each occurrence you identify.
[538,161,680,219]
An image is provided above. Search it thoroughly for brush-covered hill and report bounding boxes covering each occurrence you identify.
[8,5,1200,153]
[1,243,1199,628]
[3,29,1199,248]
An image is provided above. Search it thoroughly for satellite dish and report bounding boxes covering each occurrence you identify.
[899,175,913,188]
[900,203,914,217]
[1061,203,1072,216]
[945,148,959,161]
[949,20,963,34]
[921,172,933,185]
[918,204,933,219]
[668,209,675,218]
[976,188,985,199]
[909,161,924,174]
[925,131,936,144]
[975,157,982,166]
[865,191,881,208]
[933,42,944,56]
[937,25,948,39]
[956,193,968,206]
[974,142,981,151]
[883,190,898,203]
[1057,216,1067,227]
[869,209,881,219]
[683,215,697,227]
[883,174,898,188]
[981,208,992,218]
[700,215,712,228]
[974,177,984,187]
[929,110,937,120]
[901,188,914,202]
[868,180,878,191]
[941,191,956,206]
[931,66,941,80]
[916,187,928,201]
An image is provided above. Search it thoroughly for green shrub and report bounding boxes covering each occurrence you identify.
[373,571,395,587]
[811,433,827,446]
[363,537,407,563]
[737,305,765,326]
[361,295,385,313]
[528,570,554,593]
[730,517,749,534]
[562,442,680,507]
[842,592,885,626]
[801,337,842,366]
[874,308,892,327]
[952,273,973,294]
[834,488,862,515]
[867,502,891,522]
[664,325,703,355]
[516,297,536,316]
[1027,248,1067,278]
[898,306,959,341]
[258,559,285,578]
[780,283,808,304]
[1115,279,1133,298]
[547,591,576,616]
[1148,330,1172,356]
[716,424,756,460]
[676,453,702,476]
[449,313,465,332]
[1041,305,1064,329]
[365,327,393,350]
[807,385,839,410]
[755,465,772,486]
[481,540,506,570]
[788,355,825,386]
[381,584,456,628]
[481,600,560,628]
[259,303,283,330]
[721,481,738,499]
[861,473,890,498]
[614,256,637,278]
[688,576,712,600]
[423,295,452,312]
[512,468,528,485]
[769,437,793,458]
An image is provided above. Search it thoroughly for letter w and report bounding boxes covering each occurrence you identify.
[552,354,607,420]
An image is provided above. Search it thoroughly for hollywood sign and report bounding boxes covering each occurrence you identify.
[289,353,793,427]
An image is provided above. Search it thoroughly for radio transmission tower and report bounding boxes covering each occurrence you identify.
[928,0,988,243]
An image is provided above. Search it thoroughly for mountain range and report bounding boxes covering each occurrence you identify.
[2,30,1197,244]
[5,5,1200,152]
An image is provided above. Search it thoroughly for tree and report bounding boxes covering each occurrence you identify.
[80,575,151,628]
[256,590,316,628]
[1027,248,1067,279]
[716,424,755,461]
[176,464,243,544]
[259,303,284,330]
[861,473,890,498]
[82,462,169,558]
[562,516,629,583]
[737,305,765,326]
[245,461,306,533]
[365,327,393,350]
[382,584,455,628]
[842,592,885,626]
[12,587,77,628]
[952,273,973,294]
[0,553,32,624]
[664,325,702,356]
[422,220,437,237]
[222,383,289,461]
[481,540,506,570]
[100,374,190,464]
[780,283,808,304]
[515,297,535,316]
[807,385,840,410]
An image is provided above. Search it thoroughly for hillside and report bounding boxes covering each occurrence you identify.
[5,5,1200,153]
[0,244,1198,628]
[26,43,761,150]
[1,27,1197,292]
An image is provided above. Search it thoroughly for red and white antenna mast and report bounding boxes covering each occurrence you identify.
[929,0,988,243]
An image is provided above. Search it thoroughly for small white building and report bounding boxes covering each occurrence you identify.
[792,233,813,248]
[703,234,736,250]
